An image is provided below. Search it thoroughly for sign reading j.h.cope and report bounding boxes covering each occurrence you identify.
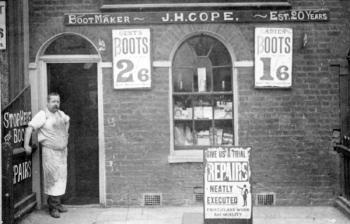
[255,27,293,88]
[113,28,151,89]
[204,146,252,222]
[65,9,328,26]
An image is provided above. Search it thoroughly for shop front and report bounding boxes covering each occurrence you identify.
[27,0,347,212]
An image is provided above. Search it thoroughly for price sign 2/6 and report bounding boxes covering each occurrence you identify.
[255,27,293,88]
[113,28,151,89]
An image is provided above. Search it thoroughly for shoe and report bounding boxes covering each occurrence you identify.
[57,205,68,213]
[49,209,60,218]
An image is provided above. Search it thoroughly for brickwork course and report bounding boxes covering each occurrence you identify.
[27,0,350,207]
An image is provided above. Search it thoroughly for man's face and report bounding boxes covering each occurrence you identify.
[48,95,60,112]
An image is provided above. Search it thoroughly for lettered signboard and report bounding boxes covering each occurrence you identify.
[113,28,151,89]
[204,146,252,224]
[2,86,36,221]
[255,27,293,88]
[2,86,33,202]
[65,9,329,26]
[0,1,6,50]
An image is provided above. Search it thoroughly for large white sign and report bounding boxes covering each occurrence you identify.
[204,146,252,220]
[0,2,6,50]
[255,27,293,88]
[113,29,151,89]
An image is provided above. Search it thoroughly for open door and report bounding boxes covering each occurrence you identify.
[47,63,99,204]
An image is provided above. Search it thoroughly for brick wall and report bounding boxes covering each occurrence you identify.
[28,0,350,206]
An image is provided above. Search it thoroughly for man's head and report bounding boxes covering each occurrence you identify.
[47,92,60,112]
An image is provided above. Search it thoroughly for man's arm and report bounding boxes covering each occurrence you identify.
[24,126,33,155]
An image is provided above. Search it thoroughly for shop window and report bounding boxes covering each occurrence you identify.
[44,34,98,55]
[172,35,233,150]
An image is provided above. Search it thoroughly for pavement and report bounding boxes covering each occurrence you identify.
[18,206,350,224]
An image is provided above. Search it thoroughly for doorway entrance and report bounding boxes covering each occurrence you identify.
[47,63,99,204]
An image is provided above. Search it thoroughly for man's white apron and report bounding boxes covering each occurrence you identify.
[39,110,69,196]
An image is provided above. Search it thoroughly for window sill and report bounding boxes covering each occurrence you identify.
[168,150,203,163]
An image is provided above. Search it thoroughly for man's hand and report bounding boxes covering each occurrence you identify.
[24,145,32,155]
[24,126,34,155]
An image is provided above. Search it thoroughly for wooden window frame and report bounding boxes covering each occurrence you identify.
[168,34,237,163]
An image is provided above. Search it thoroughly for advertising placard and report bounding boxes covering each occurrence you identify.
[2,86,36,221]
[2,87,33,197]
[204,146,252,222]
[255,27,293,88]
[113,28,151,89]
[0,1,6,50]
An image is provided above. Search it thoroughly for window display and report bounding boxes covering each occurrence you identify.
[172,35,234,149]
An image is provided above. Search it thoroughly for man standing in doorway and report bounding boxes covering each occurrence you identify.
[24,92,70,218]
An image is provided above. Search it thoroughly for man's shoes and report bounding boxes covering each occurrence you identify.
[57,205,68,213]
[49,209,60,218]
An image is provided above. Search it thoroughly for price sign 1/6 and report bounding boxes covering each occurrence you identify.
[113,28,151,89]
[255,27,293,88]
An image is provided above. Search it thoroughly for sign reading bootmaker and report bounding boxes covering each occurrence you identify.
[255,27,293,88]
[204,146,252,223]
[65,9,329,26]
[112,29,151,89]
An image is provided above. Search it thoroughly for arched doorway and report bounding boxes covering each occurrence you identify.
[33,33,102,205]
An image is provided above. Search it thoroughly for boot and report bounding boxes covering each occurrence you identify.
[57,204,68,213]
[49,209,60,218]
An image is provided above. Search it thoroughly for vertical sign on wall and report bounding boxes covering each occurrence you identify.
[255,27,293,88]
[204,146,252,223]
[0,1,5,50]
[113,28,151,89]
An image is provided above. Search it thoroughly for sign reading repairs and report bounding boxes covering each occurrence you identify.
[204,146,252,220]
[65,9,329,26]
[255,27,293,88]
[113,29,151,89]
[0,1,6,49]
